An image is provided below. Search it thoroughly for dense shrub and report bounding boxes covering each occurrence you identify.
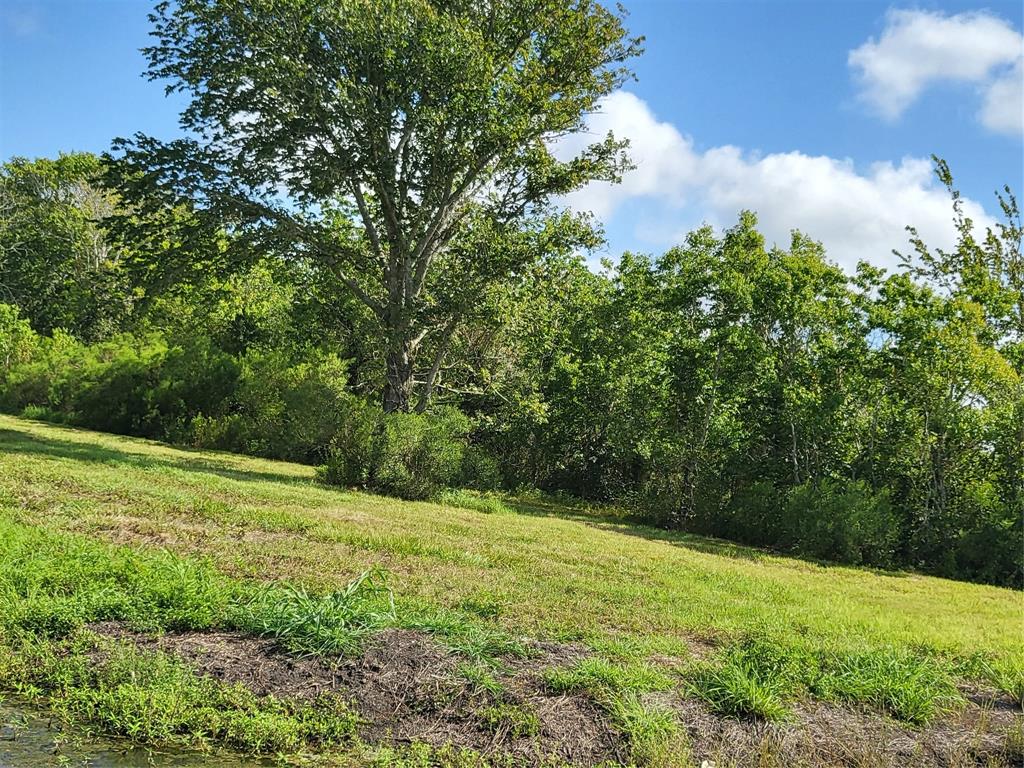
[0,328,240,439]
[0,310,486,503]
[0,303,39,374]
[780,480,899,567]
[183,351,358,464]
[317,407,472,500]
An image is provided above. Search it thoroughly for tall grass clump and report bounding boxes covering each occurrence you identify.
[233,569,396,657]
[811,648,961,724]
[688,635,965,725]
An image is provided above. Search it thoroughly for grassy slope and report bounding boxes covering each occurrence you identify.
[1,413,1019,665]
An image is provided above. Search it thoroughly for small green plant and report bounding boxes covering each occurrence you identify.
[543,657,674,696]
[457,591,504,621]
[480,703,540,739]
[983,655,1024,707]
[234,569,396,657]
[812,648,961,724]
[607,692,687,766]
[688,656,791,721]
[404,608,528,662]
[367,741,525,767]
[459,662,506,698]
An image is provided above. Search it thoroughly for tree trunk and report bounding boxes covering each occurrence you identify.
[383,338,415,413]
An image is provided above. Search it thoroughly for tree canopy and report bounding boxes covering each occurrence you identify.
[108,0,642,411]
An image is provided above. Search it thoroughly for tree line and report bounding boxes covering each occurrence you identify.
[1,150,1020,586]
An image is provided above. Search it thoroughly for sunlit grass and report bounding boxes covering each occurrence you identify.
[1,413,1018,668]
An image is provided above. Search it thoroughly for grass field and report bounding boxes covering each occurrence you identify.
[0,413,1021,767]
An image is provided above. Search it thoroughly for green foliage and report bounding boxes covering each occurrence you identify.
[109,0,642,412]
[542,658,682,764]
[688,636,962,725]
[688,654,794,722]
[403,607,527,663]
[234,572,396,657]
[0,154,132,340]
[779,480,900,566]
[606,692,686,767]
[0,328,239,439]
[479,703,540,739]
[2,151,1020,588]
[437,489,513,516]
[458,662,506,698]
[986,656,1024,707]
[812,648,961,724]
[186,350,359,464]
[318,406,472,500]
[366,742,529,768]
[0,304,39,375]
[543,658,675,696]
[3,635,357,754]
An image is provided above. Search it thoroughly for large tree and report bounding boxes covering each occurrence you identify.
[108,0,641,411]
[0,153,131,340]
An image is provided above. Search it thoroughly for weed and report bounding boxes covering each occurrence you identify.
[233,569,396,657]
[403,607,528,662]
[480,702,540,738]
[459,662,506,698]
[688,656,792,721]
[606,692,688,766]
[3,634,358,754]
[367,741,529,767]
[812,648,961,724]
[983,656,1024,706]
[458,592,504,621]
[543,657,674,696]
[542,657,683,763]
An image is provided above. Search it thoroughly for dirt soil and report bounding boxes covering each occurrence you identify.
[661,691,1021,768]
[87,623,1022,768]
[88,623,623,767]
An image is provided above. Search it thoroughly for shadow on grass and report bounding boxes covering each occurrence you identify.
[0,425,313,488]
[506,494,770,563]
[506,494,914,578]
[2,418,914,579]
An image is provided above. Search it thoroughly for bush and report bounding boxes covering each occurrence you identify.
[721,480,785,547]
[318,406,472,501]
[184,351,356,464]
[780,479,899,567]
[0,303,40,377]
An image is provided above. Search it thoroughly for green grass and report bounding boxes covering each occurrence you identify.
[543,658,675,696]
[0,414,1022,763]
[0,633,359,754]
[235,571,396,657]
[480,702,541,739]
[542,657,686,764]
[687,636,963,724]
[2,414,1018,667]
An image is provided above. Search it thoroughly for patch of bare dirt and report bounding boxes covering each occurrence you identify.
[86,623,1022,767]
[654,692,1022,768]
[88,624,623,767]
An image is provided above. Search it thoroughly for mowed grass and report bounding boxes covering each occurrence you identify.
[0,413,1020,666]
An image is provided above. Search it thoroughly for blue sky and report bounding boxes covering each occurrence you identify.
[2,0,1022,271]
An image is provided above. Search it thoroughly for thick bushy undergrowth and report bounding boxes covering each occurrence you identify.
[0,316,488,501]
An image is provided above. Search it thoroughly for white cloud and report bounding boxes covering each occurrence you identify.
[980,59,1024,136]
[848,9,1023,135]
[561,92,995,272]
